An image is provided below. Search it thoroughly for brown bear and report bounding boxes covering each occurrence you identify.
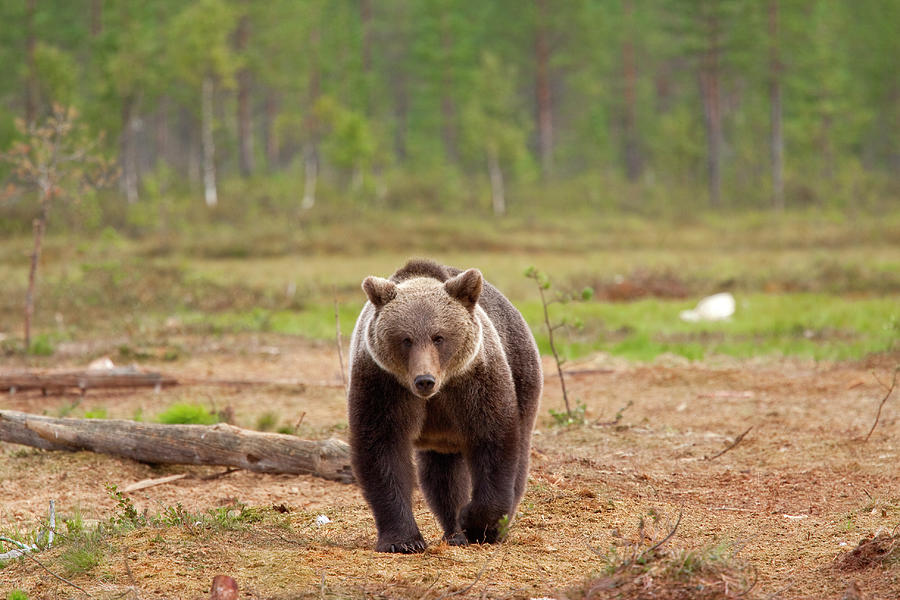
[348,259,542,553]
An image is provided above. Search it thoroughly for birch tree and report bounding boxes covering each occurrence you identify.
[168,0,236,207]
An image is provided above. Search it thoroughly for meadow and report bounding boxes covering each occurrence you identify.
[1,209,899,599]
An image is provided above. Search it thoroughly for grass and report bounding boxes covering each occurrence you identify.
[155,403,221,426]
[0,209,897,362]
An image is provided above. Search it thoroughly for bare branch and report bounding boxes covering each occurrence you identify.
[704,426,753,461]
[863,367,899,442]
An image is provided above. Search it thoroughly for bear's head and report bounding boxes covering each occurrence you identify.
[361,268,483,399]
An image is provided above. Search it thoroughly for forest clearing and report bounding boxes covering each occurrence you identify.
[1,216,899,599]
[1,334,898,599]
[2,1,900,597]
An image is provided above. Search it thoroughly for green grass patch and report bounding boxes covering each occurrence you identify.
[179,293,898,362]
[155,403,220,425]
[521,293,899,362]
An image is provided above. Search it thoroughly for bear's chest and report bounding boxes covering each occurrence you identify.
[413,399,467,454]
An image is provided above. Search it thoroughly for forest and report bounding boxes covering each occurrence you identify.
[1,0,898,227]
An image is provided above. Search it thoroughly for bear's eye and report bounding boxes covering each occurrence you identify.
[402,337,413,349]
[432,335,444,346]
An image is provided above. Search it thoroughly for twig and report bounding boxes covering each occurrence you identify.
[123,549,142,600]
[0,535,36,560]
[704,426,753,461]
[641,510,683,558]
[199,467,241,481]
[528,272,571,416]
[863,367,898,442]
[434,546,506,600]
[123,473,187,493]
[333,288,348,395]
[595,400,633,427]
[18,544,93,597]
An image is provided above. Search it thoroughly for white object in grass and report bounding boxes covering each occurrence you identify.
[680,292,735,322]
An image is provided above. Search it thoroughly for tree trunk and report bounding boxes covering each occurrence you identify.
[25,0,38,124]
[622,0,642,182]
[90,0,103,36]
[392,70,408,162]
[439,10,459,165]
[263,90,279,169]
[534,0,553,178]
[360,0,373,114]
[487,145,505,217]
[301,144,317,210]
[121,95,140,204]
[699,13,723,208]
[201,76,218,207]
[24,200,50,349]
[0,410,354,484]
[155,95,171,168]
[235,14,254,177]
[769,0,784,213]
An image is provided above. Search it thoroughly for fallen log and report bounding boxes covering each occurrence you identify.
[0,370,344,395]
[0,369,178,394]
[0,410,354,484]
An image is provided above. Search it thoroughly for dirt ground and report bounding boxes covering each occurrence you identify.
[1,335,898,599]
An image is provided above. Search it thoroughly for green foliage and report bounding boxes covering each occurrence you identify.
[83,408,107,419]
[0,0,897,218]
[255,412,279,432]
[549,401,587,427]
[59,539,103,576]
[27,334,54,356]
[105,483,146,528]
[6,591,29,600]
[156,402,220,425]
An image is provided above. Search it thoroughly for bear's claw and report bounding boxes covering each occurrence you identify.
[376,537,427,553]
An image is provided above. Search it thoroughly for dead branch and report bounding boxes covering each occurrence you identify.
[334,290,348,395]
[863,367,898,442]
[704,426,753,461]
[1,370,345,395]
[122,474,188,493]
[0,409,354,483]
[595,400,634,427]
[1,370,176,394]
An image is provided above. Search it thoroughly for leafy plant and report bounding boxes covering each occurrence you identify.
[105,483,145,528]
[0,105,116,349]
[525,266,593,422]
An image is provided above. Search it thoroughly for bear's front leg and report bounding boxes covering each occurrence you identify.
[460,431,519,544]
[351,434,425,553]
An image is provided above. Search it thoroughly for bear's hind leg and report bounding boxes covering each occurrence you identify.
[417,451,470,545]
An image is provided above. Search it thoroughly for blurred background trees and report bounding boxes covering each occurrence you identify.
[0,0,897,230]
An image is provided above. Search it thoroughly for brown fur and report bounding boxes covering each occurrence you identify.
[348,259,542,553]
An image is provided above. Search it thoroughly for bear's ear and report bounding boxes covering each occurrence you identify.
[444,268,482,312]
[362,276,397,308]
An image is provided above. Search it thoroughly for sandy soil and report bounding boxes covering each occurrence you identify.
[1,335,898,599]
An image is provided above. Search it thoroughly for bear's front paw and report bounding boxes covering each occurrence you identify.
[375,533,427,553]
[460,505,506,544]
[442,531,469,546]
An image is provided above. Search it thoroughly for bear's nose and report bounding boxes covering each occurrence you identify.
[414,374,435,395]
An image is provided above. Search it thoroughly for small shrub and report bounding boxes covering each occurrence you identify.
[105,483,145,528]
[59,543,102,576]
[549,400,587,426]
[156,402,219,425]
[83,408,107,419]
[255,412,279,432]
[27,334,54,356]
[7,591,29,600]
